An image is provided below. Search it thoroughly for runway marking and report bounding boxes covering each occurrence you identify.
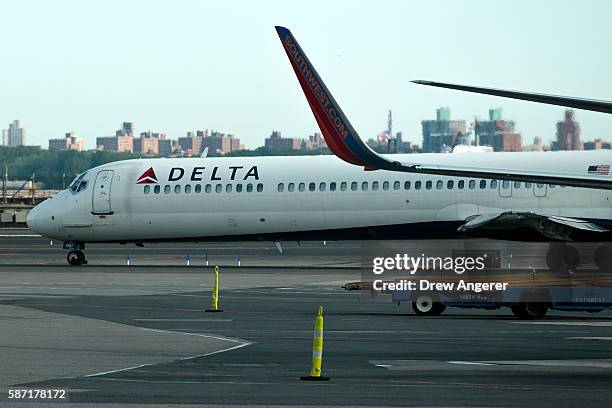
[0,234,42,237]
[510,321,612,327]
[568,336,612,340]
[448,361,496,366]
[132,318,233,322]
[373,359,612,370]
[83,328,251,378]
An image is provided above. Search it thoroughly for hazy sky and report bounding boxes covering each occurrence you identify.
[2,0,612,149]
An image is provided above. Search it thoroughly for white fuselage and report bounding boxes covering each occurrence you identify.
[26,151,612,243]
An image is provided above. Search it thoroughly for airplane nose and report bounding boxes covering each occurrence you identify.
[26,206,40,233]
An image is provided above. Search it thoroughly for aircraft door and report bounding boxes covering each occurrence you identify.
[533,182,547,198]
[498,179,512,198]
[92,170,114,214]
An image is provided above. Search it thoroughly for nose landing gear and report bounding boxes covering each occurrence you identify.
[64,241,87,265]
[67,250,87,265]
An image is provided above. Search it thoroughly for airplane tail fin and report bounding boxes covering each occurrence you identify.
[275,26,388,170]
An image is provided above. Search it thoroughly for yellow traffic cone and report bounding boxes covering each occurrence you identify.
[301,305,329,381]
[205,265,223,312]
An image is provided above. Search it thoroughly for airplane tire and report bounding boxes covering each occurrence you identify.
[546,243,579,270]
[67,250,86,266]
[511,302,548,319]
[412,293,446,316]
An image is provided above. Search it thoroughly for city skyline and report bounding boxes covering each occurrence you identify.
[1,1,612,149]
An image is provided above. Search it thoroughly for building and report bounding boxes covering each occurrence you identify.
[552,110,582,151]
[134,131,167,155]
[3,120,26,146]
[201,131,244,154]
[48,132,84,151]
[158,139,174,156]
[178,132,203,157]
[421,108,466,153]
[584,139,612,150]
[475,109,522,152]
[96,122,136,152]
[264,130,302,151]
[523,137,547,152]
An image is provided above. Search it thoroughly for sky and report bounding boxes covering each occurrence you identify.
[1,0,612,149]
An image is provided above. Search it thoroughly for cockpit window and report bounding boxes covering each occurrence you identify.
[69,172,88,194]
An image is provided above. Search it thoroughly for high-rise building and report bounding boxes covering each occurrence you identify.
[475,109,522,152]
[117,122,135,137]
[552,110,582,151]
[96,122,135,152]
[49,132,84,151]
[421,108,466,153]
[158,139,174,156]
[3,120,26,146]
[134,131,166,155]
[178,132,203,157]
[584,139,612,150]
[264,130,303,151]
[201,131,244,154]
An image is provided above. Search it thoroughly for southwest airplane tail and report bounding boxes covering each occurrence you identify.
[275,26,612,190]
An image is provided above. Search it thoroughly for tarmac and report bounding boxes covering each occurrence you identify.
[1,229,612,406]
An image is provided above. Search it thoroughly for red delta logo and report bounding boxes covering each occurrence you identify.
[136,167,158,184]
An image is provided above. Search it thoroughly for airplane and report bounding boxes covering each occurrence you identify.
[26,26,612,276]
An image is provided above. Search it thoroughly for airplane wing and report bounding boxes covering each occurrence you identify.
[458,211,608,241]
[275,26,612,190]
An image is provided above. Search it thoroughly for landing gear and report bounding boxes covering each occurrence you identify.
[67,250,87,265]
[511,302,549,319]
[412,293,447,316]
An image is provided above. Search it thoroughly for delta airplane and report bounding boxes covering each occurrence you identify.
[26,26,612,269]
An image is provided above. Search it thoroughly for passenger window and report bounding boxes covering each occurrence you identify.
[415,180,421,190]
[458,180,464,189]
[174,185,181,194]
[425,180,432,190]
[468,180,475,189]
[502,180,509,189]
[215,184,222,193]
[436,180,443,190]
[383,181,389,191]
[372,181,379,191]
[247,183,253,192]
[205,184,212,193]
[340,182,347,191]
[513,181,521,189]
[351,182,357,191]
[309,182,316,192]
[236,184,243,193]
[319,182,326,191]
[536,183,544,188]
[361,181,368,191]
[490,180,498,189]
[447,180,454,189]
[479,180,486,189]
[256,183,263,192]
[549,184,556,188]
[154,185,161,194]
[278,183,284,192]
[288,183,295,192]
[185,185,191,193]
[226,184,232,193]
[164,185,171,194]
[525,182,532,188]
[195,184,202,193]
[144,185,151,194]
[299,183,305,192]
[404,181,411,190]
[330,182,336,191]
[393,181,400,190]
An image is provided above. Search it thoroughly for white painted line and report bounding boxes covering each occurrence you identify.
[83,328,251,378]
[448,361,496,366]
[568,336,612,341]
[510,321,612,327]
[132,318,233,322]
[0,234,42,237]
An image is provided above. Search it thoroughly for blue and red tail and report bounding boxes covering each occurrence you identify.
[275,26,390,171]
